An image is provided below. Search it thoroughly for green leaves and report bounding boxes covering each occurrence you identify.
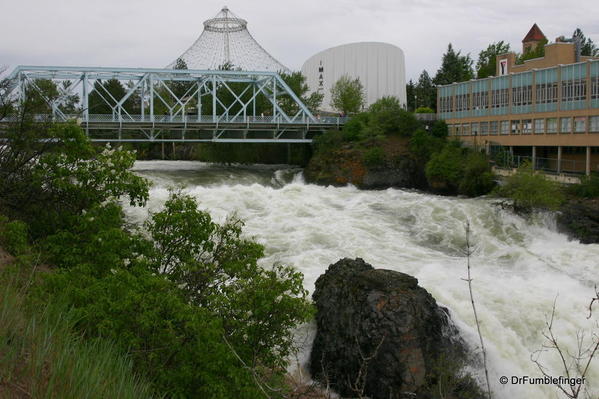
[330,75,365,114]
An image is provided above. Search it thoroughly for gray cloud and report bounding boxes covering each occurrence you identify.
[1,0,598,80]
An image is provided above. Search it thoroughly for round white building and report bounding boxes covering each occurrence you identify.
[301,42,407,113]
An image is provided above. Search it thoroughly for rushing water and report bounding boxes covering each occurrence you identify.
[127,160,599,399]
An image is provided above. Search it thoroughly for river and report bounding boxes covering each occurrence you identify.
[126,160,599,399]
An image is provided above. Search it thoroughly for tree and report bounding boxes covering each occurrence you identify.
[330,75,365,114]
[279,71,323,115]
[518,38,548,64]
[573,28,599,57]
[88,79,135,115]
[433,44,474,86]
[476,41,511,78]
[414,70,436,110]
[406,79,416,111]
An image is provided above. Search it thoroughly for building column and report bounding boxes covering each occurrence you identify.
[586,146,591,176]
[532,146,537,170]
[557,146,562,174]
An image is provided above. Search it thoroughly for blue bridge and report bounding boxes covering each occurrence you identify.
[2,66,349,143]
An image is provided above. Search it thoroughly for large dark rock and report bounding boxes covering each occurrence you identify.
[310,258,477,399]
[558,199,599,244]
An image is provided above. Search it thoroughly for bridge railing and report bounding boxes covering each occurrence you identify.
[1,114,351,125]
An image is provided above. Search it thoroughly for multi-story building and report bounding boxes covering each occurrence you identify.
[437,25,599,174]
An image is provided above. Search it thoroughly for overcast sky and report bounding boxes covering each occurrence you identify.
[1,0,598,81]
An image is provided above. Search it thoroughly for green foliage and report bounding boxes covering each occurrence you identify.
[363,147,386,167]
[409,129,445,163]
[568,173,599,198]
[433,44,474,85]
[517,38,548,64]
[0,217,29,256]
[330,75,365,114]
[145,192,313,369]
[406,79,416,111]
[0,271,156,399]
[495,163,564,211]
[430,120,449,139]
[280,71,324,115]
[369,97,420,137]
[476,41,510,78]
[425,142,465,193]
[415,106,434,114]
[458,152,496,197]
[424,142,495,196]
[342,112,371,141]
[573,28,599,57]
[414,70,437,110]
[0,122,149,238]
[89,79,137,114]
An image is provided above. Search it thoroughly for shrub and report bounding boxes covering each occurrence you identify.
[495,163,564,211]
[430,120,449,139]
[145,193,313,370]
[363,147,386,167]
[425,142,465,193]
[567,173,599,198]
[409,128,445,163]
[0,217,29,256]
[415,106,435,114]
[0,122,149,238]
[458,152,496,197]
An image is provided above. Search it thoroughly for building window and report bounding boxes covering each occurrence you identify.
[534,119,545,134]
[472,91,488,110]
[590,116,599,132]
[511,120,521,134]
[547,118,558,133]
[440,96,453,113]
[489,121,498,135]
[480,121,489,135]
[501,120,510,135]
[574,117,586,133]
[522,119,532,134]
[461,123,470,136]
[512,86,532,106]
[592,78,599,100]
[471,122,480,136]
[491,89,509,108]
[456,94,470,112]
[562,79,587,102]
[535,82,558,104]
[560,117,572,133]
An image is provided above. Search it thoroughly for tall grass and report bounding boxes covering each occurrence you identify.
[0,270,157,399]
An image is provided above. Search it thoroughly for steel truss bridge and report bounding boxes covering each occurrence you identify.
[2,66,348,143]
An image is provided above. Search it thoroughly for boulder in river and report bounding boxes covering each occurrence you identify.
[310,258,482,399]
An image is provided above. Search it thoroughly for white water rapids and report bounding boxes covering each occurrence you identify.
[127,161,599,399]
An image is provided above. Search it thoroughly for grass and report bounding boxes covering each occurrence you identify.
[0,265,157,399]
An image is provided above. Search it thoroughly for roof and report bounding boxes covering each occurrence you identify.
[522,23,546,43]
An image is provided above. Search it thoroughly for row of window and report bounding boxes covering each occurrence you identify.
[439,77,599,113]
[448,116,599,136]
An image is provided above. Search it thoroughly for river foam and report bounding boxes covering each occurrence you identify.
[127,160,599,398]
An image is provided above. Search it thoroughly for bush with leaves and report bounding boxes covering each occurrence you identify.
[0,122,148,238]
[458,152,496,197]
[495,163,564,211]
[425,142,465,193]
[145,193,313,370]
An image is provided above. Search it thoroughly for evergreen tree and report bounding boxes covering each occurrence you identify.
[88,79,134,115]
[415,70,436,110]
[573,28,599,57]
[406,79,415,111]
[476,41,511,78]
[433,44,474,86]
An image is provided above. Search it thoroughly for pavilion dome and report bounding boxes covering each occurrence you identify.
[169,6,289,72]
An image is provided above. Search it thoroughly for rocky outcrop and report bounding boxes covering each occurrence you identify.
[558,199,599,244]
[310,258,480,399]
